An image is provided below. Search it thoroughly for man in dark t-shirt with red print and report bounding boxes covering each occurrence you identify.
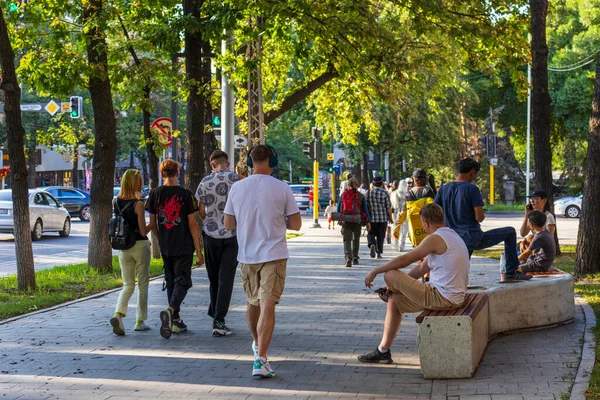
[146,159,203,339]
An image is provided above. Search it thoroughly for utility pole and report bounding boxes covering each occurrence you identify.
[171,54,178,166]
[311,127,322,228]
[489,107,496,205]
[526,62,532,199]
[221,31,235,163]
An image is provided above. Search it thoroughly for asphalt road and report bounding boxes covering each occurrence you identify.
[0,213,581,277]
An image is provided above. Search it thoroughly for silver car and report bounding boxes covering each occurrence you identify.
[0,189,71,241]
[554,195,582,218]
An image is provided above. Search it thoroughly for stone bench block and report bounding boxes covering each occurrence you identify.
[417,300,489,379]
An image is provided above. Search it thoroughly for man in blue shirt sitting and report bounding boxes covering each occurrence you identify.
[435,158,531,282]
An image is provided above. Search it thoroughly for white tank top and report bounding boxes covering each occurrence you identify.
[428,227,470,305]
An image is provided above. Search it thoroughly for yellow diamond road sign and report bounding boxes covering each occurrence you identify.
[327,153,334,161]
[45,100,60,116]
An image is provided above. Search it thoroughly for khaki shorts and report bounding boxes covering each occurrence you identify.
[240,259,287,306]
[390,271,458,313]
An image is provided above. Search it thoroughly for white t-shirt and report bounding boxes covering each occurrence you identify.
[224,174,300,264]
[427,227,470,305]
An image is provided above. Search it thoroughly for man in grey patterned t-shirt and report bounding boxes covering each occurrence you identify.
[196,150,239,336]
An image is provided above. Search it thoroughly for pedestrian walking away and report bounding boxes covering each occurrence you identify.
[435,158,531,281]
[224,144,302,379]
[366,176,393,259]
[337,177,371,267]
[359,203,470,364]
[110,169,154,336]
[196,150,240,337]
[146,159,204,339]
[391,179,409,251]
[323,200,337,230]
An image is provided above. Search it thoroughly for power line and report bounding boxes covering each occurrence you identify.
[548,49,600,72]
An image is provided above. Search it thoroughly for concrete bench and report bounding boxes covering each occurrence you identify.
[415,271,575,379]
[416,293,489,379]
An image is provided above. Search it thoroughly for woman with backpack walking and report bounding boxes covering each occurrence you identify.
[337,178,371,268]
[110,169,155,335]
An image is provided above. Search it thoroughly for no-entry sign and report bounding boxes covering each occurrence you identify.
[151,117,173,147]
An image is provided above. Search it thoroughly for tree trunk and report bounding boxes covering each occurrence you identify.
[531,0,561,252]
[183,0,206,191]
[574,56,600,278]
[72,145,79,189]
[0,8,36,290]
[530,0,553,201]
[140,151,149,186]
[84,0,118,272]
[27,135,37,188]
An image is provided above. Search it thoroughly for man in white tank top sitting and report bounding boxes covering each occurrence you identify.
[359,203,470,364]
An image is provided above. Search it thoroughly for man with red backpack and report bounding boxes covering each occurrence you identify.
[337,177,371,268]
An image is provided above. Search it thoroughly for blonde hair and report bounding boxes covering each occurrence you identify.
[118,169,142,200]
[420,203,445,225]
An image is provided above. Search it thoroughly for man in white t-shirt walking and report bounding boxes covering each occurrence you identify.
[224,145,302,379]
[359,203,470,363]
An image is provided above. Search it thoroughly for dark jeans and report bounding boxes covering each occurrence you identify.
[203,233,239,323]
[367,222,387,254]
[162,253,193,320]
[466,227,519,275]
[342,222,362,260]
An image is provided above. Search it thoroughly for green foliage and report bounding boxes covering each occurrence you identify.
[0,256,165,319]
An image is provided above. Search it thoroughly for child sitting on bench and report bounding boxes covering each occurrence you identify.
[518,210,556,273]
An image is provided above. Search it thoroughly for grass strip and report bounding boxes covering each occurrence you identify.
[474,245,600,398]
[0,255,205,320]
[286,232,304,240]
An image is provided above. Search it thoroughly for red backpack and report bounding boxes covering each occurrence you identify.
[341,189,368,225]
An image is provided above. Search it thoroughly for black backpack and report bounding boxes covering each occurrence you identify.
[109,199,137,250]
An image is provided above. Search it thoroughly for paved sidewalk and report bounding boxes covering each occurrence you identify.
[0,224,584,399]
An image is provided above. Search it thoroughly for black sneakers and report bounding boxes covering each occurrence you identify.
[172,319,188,333]
[502,271,533,282]
[213,320,232,336]
[358,348,393,364]
[159,308,172,339]
[353,258,359,265]
[345,259,352,268]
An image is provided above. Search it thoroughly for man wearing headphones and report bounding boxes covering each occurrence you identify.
[224,144,302,379]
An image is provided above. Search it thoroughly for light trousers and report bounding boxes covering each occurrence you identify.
[115,240,151,321]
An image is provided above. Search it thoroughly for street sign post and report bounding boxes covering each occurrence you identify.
[234,135,248,149]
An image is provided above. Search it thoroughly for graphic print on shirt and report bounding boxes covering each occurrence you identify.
[159,195,183,229]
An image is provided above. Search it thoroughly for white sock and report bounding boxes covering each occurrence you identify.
[257,356,267,362]
[378,346,389,353]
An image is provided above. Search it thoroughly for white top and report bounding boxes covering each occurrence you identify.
[324,205,337,218]
[224,174,300,264]
[427,227,470,305]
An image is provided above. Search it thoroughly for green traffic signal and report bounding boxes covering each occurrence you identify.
[213,116,221,126]
[9,2,18,12]
[71,110,78,117]
[328,166,334,173]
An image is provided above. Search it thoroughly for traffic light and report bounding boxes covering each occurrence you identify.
[314,141,322,160]
[69,96,83,119]
[327,165,334,173]
[478,136,489,156]
[303,141,314,159]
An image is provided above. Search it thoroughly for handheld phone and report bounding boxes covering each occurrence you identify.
[526,203,533,211]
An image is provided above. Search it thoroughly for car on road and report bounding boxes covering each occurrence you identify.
[289,184,331,210]
[0,189,71,241]
[554,194,582,218]
[43,186,91,222]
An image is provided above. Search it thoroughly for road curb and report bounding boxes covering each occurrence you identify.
[0,273,166,326]
[571,295,597,400]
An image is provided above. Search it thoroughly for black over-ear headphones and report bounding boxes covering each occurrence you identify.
[247,145,278,169]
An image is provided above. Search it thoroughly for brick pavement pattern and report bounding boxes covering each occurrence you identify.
[0,225,583,399]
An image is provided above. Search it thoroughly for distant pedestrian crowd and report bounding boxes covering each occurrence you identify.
[107,150,557,375]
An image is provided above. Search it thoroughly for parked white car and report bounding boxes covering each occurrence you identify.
[0,189,71,241]
[554,195,582,218]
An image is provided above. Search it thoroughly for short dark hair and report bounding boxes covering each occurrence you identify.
[250,145,274,163]
[458,158,481,174]
[210,150,228,164]
[528,210,547,228]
